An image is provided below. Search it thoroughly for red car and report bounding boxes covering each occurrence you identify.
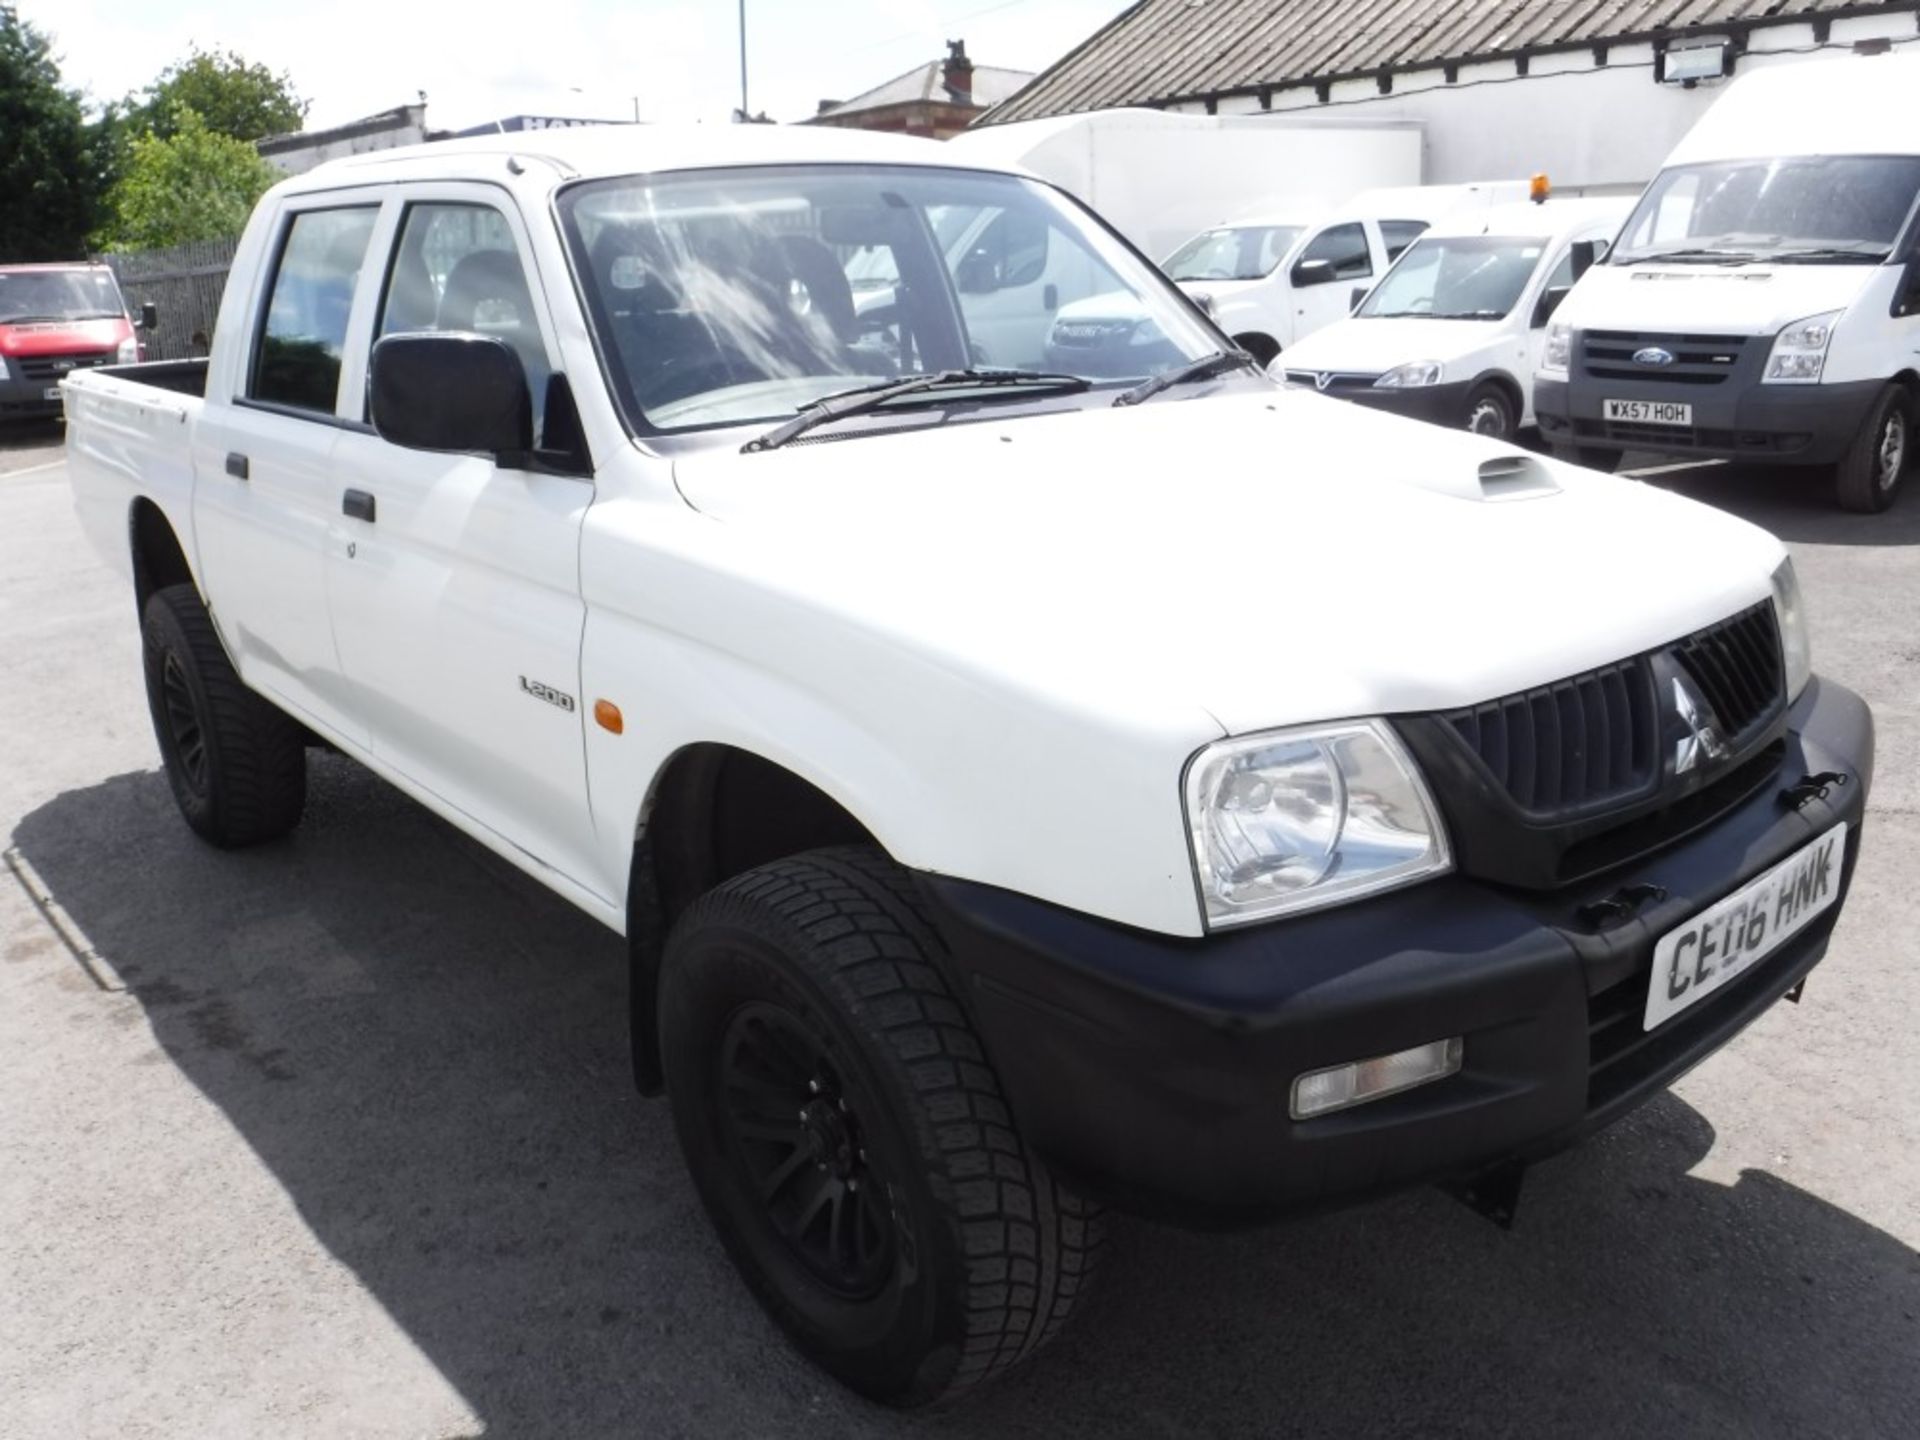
[0,262,155,420]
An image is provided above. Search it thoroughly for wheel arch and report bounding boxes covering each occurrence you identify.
[626,741,882,1093]
[128,496,197,614]
[1231,331,1280,367]
[1469,369,1524,419]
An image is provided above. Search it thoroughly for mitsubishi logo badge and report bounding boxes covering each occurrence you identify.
[1672,674,1730,775]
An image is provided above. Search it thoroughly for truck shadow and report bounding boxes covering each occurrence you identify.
[1630,460,1920,547]
[12,761,1919,1439]
[0,417,64,452]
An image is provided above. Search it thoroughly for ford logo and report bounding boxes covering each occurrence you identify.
[1633,346,1676,367]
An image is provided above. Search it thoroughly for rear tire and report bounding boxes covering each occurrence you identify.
[659,846,1102,1407]
[1834,382,1911,513]
[141,583,306,846]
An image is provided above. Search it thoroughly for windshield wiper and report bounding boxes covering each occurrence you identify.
[1767,246,1890,265]
[742,368,1090,452]
[1622,248,1759,266]
[1424,309,1509,320]
[1111,350,1258,407]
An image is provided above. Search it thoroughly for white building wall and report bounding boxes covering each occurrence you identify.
[1173,12,1917,194]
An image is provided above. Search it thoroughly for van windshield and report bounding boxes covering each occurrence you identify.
[1612,155,1920,264]
[0,268,125,324]
[558,164,1222,434]
[1164,225,1303,281]
[1359,235,1548,320]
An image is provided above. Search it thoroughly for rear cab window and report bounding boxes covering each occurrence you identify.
[249,207,381,415]
[1379,220,1431,263]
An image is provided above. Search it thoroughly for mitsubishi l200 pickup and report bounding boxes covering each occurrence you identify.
[62,124,1874,1407]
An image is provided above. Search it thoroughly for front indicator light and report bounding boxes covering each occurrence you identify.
[1290,1037,1464,1120]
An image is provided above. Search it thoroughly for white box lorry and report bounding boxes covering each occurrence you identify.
[61,123,1873,1407]
[1535,53,1920,511]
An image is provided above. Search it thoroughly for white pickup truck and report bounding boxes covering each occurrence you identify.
[64,125,1874,1407]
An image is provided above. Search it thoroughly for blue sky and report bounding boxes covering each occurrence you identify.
[19,0,1132,133]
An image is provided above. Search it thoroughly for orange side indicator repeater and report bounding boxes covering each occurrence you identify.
[593,699,624,735]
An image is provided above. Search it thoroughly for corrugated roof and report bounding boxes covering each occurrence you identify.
[984,0,1913,124]
[814,61,1035,120]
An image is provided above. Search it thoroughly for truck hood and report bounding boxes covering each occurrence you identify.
[0,317,128,355]
[670,389,1785,737]
[1558,261,1876,336]
[1279,316,1502,376]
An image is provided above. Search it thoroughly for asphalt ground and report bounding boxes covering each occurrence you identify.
[3,418,1916,1439]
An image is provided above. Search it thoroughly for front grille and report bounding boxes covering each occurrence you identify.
[1581,331,1748,386]
[1669,600,1783,746]
[14,351,113,382]
[1283,370,1378,393]
[1443,660,1657,815]
[1432,603,1786,821]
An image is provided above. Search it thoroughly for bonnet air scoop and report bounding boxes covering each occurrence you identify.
[1475,454,1562,502]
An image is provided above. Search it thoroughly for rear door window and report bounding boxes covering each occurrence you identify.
[1298,222,1373,281]
[250,207,380,414]
[1379,220,1430,262]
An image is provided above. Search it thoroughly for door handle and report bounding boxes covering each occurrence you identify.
[225,452,249,480]
[342,489,376,523]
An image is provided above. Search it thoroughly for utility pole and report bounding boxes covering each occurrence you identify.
[737,0,749,122]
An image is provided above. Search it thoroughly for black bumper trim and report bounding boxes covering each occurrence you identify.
[1534,373,1884,466]
[916,678,1873,1226]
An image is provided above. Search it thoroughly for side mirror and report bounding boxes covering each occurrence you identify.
[1291,257,1336,288]
[137,302,159,331]
[955,249,1000,295]
[1350,285,1369,312]
[369,333,532,458]
[1532,285,1573,329]
[1569,240,1600,282]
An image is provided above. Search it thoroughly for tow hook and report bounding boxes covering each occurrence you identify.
[1780,772,1848,810]
[1575,883,1668,930]
[1442,1159,1527,1229]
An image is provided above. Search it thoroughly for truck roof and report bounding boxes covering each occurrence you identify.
[0,262,113,273]
[1666,53,1920,166]
[289,122,1020,194]
[1422,196,1633,242]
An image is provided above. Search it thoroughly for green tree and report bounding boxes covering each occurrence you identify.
[135,46,306,143]
[0,4,114,258]
[99,107,278,250]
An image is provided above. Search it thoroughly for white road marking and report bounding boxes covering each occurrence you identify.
[0,458,68,479]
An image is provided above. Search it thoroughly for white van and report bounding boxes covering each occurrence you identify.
[1535,53,1920,512]
[1274,197,1632,442]
[1164,183,1532,365]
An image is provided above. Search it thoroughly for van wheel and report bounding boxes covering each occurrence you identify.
[1464,383,1516,440]
[659,847,1103,1407]
[1834,383,1911,513]
[1549,442,1622,473]
[141,583,307,846]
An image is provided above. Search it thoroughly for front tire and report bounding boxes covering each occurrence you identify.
[1464,382,1516,440]
[141,582,307,846]
[1834,382,1911,513]
[660,847,1102,1407]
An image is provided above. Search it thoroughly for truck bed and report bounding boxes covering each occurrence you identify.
[89,358,210,398]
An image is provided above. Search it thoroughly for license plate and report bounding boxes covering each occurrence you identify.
[42,387,62,402]
[1644,824,1846,1030]
[1605,398,1691,426]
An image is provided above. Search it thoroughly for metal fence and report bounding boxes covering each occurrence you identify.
[103,238,238,362]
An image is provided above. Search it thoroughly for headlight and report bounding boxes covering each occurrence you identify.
[1374,360,1443,389]
[1540,323,1572,376]
[1764,310,1841,385]
[1770,557,1812,701]
[0,353,10,381]
[116,336,140,363]
[1184,720,1451,929]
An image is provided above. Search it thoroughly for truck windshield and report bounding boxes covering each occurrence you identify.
[1164,225,1303,281]
[1612,155,1920,264]
[1359,235,1546,320]
[557,164,1222,434]
[0,268,125,324]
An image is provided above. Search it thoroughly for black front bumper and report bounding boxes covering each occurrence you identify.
[918,678,1873,1226]
[0,373,67,417]
[1281,372,1474,429]
[1534,373,1881,466]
